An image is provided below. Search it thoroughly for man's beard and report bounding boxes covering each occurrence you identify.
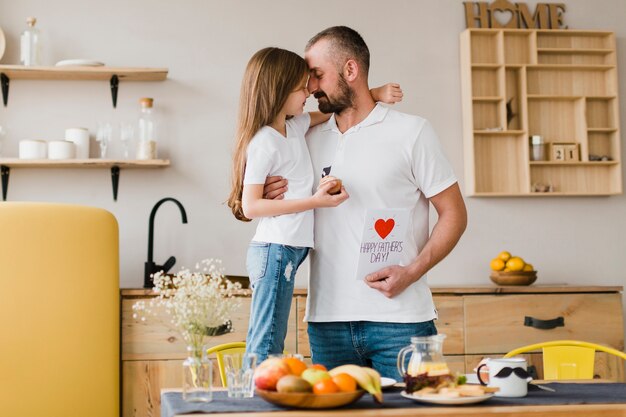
[315,73,354,114]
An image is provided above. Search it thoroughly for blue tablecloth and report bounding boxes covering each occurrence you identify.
[161,383,626,417]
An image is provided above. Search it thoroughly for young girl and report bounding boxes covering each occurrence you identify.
[227,47,401,361]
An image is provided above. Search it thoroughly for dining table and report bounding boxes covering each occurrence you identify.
[161,381,626,417]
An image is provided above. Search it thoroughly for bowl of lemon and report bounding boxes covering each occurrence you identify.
[489,251,537,286]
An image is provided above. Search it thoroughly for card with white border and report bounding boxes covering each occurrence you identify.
[356,208,410,280]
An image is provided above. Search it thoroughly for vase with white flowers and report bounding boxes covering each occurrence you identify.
[133,259,242,402]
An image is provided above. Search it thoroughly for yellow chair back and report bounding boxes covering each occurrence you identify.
[543,345,595,379]
[504,340,626,380]
[206,342,247,387]
[0,203,119,416]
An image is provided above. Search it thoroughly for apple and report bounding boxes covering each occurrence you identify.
[253,358,290,390]
[301,368,331,386]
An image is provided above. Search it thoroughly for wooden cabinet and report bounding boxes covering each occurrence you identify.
[294,286,624,379]
[460,29,622,196]
[121,286,624,417]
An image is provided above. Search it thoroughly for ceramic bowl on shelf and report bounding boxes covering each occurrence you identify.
[490,270,537,286]
[255,389,365,409]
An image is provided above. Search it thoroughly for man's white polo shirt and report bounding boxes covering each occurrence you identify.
[305,104,457,323]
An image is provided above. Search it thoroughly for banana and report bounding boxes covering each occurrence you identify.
[329,364,383,403]
[361,366,382,394]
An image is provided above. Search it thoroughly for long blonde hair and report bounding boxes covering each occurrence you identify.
[228,47,308,222]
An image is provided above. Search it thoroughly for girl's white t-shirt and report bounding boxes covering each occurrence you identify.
[243,113,314,248]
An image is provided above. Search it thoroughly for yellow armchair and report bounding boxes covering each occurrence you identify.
[0,202,119,416]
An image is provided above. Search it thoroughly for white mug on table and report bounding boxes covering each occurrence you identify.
[477,357,532,397]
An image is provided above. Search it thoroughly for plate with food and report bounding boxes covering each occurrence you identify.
[401,389,493,405]
[401,366,497,405]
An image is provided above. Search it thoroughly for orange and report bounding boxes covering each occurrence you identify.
[313,378,339,395]
[506,256,525,272]
[310,363,327,371]
[283,357,308,376]
[490,258,505,271]
[498,251,512,262]
[331,373,357,392]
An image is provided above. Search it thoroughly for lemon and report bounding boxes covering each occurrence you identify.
[503,267,511,272]
[498,251,512,262]
[523,263,534,272]
[490,258,505,271]
[506,256,525,272]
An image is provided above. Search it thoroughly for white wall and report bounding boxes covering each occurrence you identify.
[0,1,624,301]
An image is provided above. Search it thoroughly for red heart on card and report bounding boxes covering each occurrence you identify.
[374,218,395,240]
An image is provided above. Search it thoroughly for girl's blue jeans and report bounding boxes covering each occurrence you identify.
[245,242,309,361]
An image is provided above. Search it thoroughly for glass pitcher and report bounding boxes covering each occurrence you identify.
[397,334,448,377]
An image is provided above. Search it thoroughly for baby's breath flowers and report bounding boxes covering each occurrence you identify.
[133,259,242,352]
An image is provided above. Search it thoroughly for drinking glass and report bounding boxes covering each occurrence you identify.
[119,122,134,159]
[224,352,257,398]
[96,122,112,159]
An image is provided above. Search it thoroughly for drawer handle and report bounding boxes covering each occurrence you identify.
[524,316,564,330]
[205,320,233,337]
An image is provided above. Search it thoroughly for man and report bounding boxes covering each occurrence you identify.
[265,26,467,379]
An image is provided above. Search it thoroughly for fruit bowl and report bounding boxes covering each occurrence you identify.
[255,389,365,409]
[490,270,537,286]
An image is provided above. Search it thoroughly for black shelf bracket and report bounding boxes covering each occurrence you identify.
[1,73,9,107]
[110,74,119,108]
[1,165,9,201]
[111,165,120,201]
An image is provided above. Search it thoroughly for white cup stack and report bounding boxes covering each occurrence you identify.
[65,127,90,159]
[48,140,76,159]
[19,140,47,159]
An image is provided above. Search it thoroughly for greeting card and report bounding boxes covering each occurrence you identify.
[356,208,410,280]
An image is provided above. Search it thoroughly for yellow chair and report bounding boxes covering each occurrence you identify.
[0,202,119,417]
[504,340,626,380]
[206,342,247,387]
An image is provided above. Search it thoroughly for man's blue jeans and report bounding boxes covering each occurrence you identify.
[307,320,437,379]
[245,242,309,362]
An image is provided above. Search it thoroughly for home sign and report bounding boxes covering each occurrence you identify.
[464,0,567,29]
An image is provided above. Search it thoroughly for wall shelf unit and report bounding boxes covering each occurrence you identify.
[0,65,168,107]
[460,29,622,197]
[0,159,170,201]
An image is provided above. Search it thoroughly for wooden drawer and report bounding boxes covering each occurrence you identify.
[295,296,465,357]
[122,297,297,360]
[464,293,624,354]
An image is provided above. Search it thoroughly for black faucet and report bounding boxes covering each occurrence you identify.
[144,197,188,288]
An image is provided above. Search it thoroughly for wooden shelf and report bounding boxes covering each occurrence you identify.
[473,191,621,197]
[472,96,502,102]
[0,65,168,107]
[461,29,622,197]
[473,129,525,135]
[471,63,502,69]
[0,159,170,201]
[588,128,617,133]
[537,48,613,55]
[0,65,168,81]
[0,158,169,168]
[529,161,618,166]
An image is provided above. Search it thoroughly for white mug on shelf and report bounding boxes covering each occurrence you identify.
[65,127,90,159]
[477,357,532,397]
[19,140,47,159]
[48,140,75,160]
